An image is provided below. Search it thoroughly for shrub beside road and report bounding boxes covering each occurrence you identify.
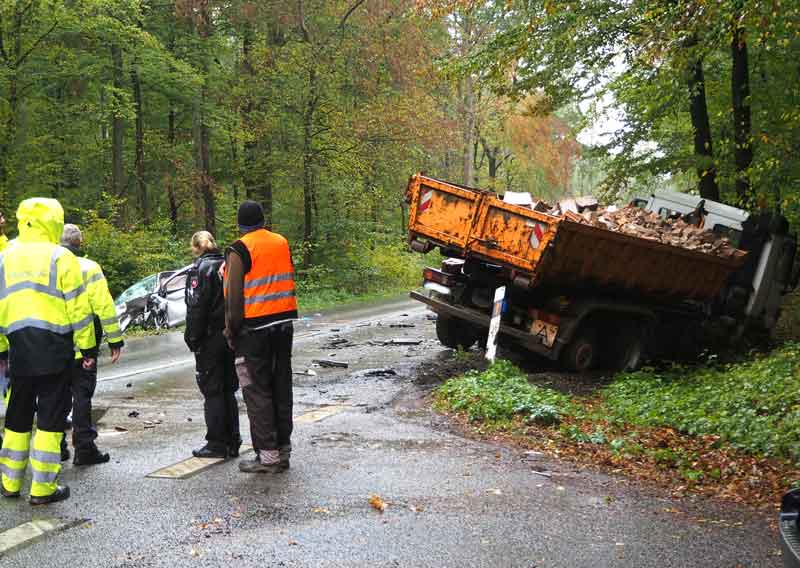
[434,344,800,505]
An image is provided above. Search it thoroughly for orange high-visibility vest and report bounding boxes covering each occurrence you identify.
[237,229,298,323]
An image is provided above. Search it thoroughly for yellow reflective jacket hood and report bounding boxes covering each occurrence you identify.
[16,198,64,244]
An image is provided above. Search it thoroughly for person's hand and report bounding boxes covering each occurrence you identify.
[0,359,7,375]
[110,345,122,364]
[82,357,96,370]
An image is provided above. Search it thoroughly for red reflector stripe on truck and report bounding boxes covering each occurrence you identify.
[418,189,433,213]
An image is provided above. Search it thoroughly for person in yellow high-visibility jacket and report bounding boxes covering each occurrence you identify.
[60,224,123,465]
[0,209,7,450]
[0,198,96,505]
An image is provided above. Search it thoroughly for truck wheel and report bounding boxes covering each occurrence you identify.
[607,324,645,371]
[436,316,478,350]
[560,331,597,372]
[614,335,643,371]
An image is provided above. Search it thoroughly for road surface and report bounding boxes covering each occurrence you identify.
[0,296,780,567]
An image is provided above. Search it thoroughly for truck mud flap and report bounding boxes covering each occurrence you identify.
[409,290,560,360]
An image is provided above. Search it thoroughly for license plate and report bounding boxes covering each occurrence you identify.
[531,320,558,348]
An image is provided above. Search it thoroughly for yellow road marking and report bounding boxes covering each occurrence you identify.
[147,446,253,479]
[294,404,347,424]
[0,518,83,557]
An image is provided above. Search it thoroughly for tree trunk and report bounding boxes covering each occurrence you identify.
[131,65,148,224]
[167,107,179,233]
[195,3,215,234]
[687,55,720,201]
[731,3,753,204]
[301,66,318,268]
[111,44,125,201]
[462,73,475,186]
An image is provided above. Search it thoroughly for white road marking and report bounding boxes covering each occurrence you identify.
[147,446,254,479]
[146,405,347,479]
[294,404,348,424]
[0,518,84,557]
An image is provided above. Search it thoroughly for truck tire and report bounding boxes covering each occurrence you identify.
[607,323,645,371]
[613,334,643,371]
[436,316,478,350]
[560,330,597,372]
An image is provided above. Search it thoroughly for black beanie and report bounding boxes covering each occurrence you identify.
[237,200,264,232]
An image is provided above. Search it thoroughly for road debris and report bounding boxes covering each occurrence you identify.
[531,470,552,478]
[128,410,140,418]
[294,368,318,376]
[369,494,388,512]
[114,426,128,432]
[389,323,415,328]
[356,368,397,378]
[312,359,349,369]
[369,339,423,346]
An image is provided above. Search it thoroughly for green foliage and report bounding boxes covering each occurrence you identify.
[81,213,190,297]
[436,359,572,425]
[604,343,800,461]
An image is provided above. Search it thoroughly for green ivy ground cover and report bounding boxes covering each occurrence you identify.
[436,343,800,463]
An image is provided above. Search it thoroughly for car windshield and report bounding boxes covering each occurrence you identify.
[115,274,157,305]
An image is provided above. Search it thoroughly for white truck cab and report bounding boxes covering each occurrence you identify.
[636,190,796,333]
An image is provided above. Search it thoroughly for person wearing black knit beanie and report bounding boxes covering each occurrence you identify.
[224,201,297,473]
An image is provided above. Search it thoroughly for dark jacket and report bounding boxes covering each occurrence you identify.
[184,251,225,351]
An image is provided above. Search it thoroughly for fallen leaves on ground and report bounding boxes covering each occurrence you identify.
[440,404,795,509]
[369,494,387,512]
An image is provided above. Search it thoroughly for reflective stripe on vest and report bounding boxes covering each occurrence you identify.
[239,230,298,320]
[0,241,96,351]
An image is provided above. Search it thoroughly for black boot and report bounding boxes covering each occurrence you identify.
[192,444,227,458]
[60,437,70,462]
[73,448,110,466]
[228,436,243,458]
[30,485,70,506]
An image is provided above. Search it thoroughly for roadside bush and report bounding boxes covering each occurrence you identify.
[295,241,425,310]
[82,214,190,297]
[436,360,573,426]
[603,343,800,461]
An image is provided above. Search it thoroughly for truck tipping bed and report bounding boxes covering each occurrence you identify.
[406,174,746,302]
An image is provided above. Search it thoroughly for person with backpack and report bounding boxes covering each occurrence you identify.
[184,231,241,458]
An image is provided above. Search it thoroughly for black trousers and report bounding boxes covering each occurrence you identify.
[66,359,99,453]
[195,331,240,450]
[237,322,293,452]
[6,370,70,434]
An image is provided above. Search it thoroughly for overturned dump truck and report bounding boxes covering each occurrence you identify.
[406,174,797,371]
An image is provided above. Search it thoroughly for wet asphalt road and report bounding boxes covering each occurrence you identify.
[0,296,781,567]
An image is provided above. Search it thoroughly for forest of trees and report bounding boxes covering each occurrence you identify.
[0,1,797,300]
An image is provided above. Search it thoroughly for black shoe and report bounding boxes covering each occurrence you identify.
[278,445,291,469]
[228,443,242,458]
[1,485,20,498]
[192,445,227,459]
[30,485,70,506]
[73,449,110,466]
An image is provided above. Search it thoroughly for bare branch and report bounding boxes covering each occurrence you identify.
[297,0,310,42]
[340,0,367,30]
[16,19,59,67]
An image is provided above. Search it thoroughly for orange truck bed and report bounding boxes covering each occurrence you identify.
[406,174,745,302]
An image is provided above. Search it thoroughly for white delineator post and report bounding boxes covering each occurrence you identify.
[485,286,506,362]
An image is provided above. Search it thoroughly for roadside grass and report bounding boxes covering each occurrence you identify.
[434,345,800,505]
